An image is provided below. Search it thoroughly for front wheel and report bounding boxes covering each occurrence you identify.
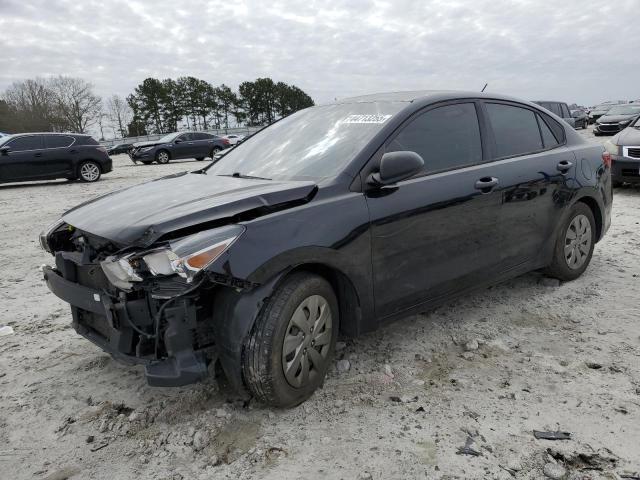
[544,203,595,281]
[78,161,101,182]
[155,150,170,164]
[242,272,338,408]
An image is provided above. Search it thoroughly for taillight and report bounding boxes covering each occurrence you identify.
[223,139,230,145]
[602,151,611,168]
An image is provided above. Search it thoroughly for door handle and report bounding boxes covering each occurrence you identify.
[557,160,573,173]
[34,152,42,157]
[474,176,499,193]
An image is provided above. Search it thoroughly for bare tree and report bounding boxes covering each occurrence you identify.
[2,78,62,131]
[106,94,131,138]
[49,76,102,133]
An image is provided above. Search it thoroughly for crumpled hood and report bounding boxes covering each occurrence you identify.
[132,140,162,148]
[62,172,317,246]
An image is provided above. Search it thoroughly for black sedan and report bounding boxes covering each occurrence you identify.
[594,104,640,135]
[129,131,230,164]
[40,91,611,407]
[0,133,112,184]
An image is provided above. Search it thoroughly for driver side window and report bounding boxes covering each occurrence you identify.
[386,102,483,176]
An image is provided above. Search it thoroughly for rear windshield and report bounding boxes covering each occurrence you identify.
[207,102,407,181]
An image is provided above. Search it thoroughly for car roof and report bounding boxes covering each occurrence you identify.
[533,100,567,104]
[9,132,91,137]
[333,90,535,105]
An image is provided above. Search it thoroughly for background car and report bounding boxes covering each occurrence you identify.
[107,143,132,155]
[570,109,589,129]
[224,134,245,145]
[533,101,575,127]
[0,133,112,184]
[594,103,640,135]
[603,115,640,186]
[0,132,8,137]
[588,103,614,124]
[128,131,230,164]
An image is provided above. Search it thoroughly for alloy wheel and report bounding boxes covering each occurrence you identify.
[80,162,100,182]
[281,295,333,388]
[564,214,592,270]
[157,151,169,163]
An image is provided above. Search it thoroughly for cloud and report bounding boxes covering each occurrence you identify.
[0,0,638,105]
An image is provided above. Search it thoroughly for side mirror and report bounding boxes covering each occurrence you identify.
[0,146,10,156]
[369,151,424,186]
[174,139,183,144]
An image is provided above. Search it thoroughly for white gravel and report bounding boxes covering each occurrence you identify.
[0,131,639,479]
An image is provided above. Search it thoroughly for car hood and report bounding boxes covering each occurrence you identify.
[62,172,317,247]
[614,127,640,146]
[132,140,163,148]
[597,114,636,123]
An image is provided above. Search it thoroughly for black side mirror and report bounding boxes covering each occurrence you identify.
[174,139,183,144]
[0,146,10,156]
[369,151,424,186]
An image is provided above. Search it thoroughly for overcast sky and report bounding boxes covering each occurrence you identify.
[1,0,639,106]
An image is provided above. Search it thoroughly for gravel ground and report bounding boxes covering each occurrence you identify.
[0,130,639,480]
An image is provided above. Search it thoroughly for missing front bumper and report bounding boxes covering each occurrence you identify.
[43,265,211,386]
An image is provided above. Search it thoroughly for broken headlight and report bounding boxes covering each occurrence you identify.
[100,225,245,289]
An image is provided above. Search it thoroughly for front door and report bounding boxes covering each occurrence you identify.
[0,135,46,182]
[366,101,504,319]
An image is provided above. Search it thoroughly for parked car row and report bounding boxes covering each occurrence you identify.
[128,131,231,164]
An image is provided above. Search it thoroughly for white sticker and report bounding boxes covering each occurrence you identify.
[343,114,392,124]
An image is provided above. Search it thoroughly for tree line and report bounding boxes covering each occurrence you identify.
[0,76,314,139]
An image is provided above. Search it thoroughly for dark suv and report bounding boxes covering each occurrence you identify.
[0,133,112,184]
[129,131,230,164]
[41,91,611,407]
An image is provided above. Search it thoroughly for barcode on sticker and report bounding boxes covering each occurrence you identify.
[343,114,392,124]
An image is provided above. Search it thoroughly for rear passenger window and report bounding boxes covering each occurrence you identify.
[45,135,74,148]
[387,103,482,174]
[537,115,560,148]
[560,104,571,118]
[485,103,543,158]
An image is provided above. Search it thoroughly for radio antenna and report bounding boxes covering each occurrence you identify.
[481,83,488,92]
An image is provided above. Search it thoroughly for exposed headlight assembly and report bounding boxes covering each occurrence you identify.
[100,225,245,289]
[38,218,66,254]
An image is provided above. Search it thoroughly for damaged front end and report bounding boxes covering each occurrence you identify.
[40,220,245,387]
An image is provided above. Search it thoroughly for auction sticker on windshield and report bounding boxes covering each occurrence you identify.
[342,114,393,124]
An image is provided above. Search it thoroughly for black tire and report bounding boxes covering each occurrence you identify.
[77,160,102,182]
[141,160,154,165]
[544,202,596,281]
[612,181,623,188]
[242,272,339,408]
[195,157,205,161]
[155,149,170,164]
[210,147,222,158]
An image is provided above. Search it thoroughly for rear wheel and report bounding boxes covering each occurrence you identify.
[242,272,338,408]
[155,150,170,164]
[210,146,222,158]
[78,161,101,182]
[612,181,623,188]
[544,203,595,281]
[195,157,205,161]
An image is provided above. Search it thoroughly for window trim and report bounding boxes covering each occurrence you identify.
[44,135,75,149]
[5,134,45,153]
[479,100,567,162]
[380,99,488,179]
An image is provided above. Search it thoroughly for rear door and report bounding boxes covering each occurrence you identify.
[0,135,46,182]
[43,135,76,176]
[366,101,504,318]
[193,132,215,157]
[481,101,576,271]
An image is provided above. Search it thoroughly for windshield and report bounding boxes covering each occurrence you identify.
[0,135,13,146]
[206,102,407,181]
[606,105,640,116]
[593,104,612,112]
[158,132,180,143]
